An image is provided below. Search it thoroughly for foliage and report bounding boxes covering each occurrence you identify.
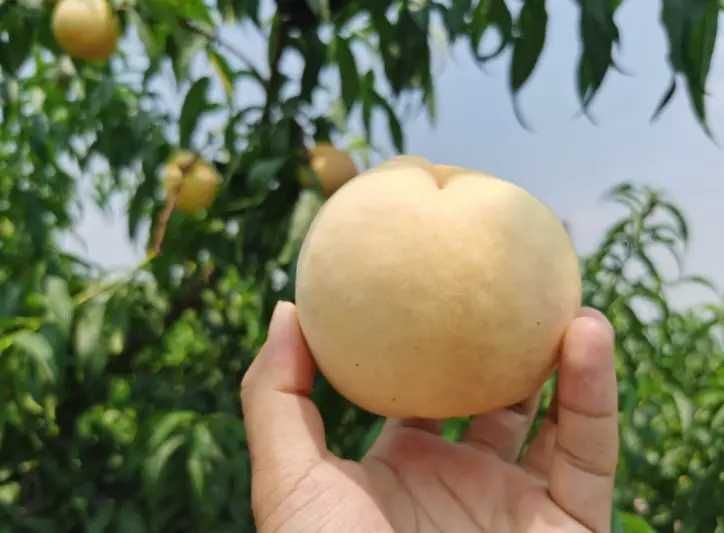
[0,1,722,532]
[582,185,724,533]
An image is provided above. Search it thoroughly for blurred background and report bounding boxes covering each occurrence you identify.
[1,0,723,532]
[65,1,724,302]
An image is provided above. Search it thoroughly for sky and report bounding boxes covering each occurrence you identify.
[62,1,724,307]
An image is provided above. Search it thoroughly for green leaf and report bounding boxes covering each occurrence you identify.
[659,201,689,244]
[611,507,625,533]
[357,417,384,457]
[192,423,223,461]
[149,411,197,450]
[208,49,235,99]
[335,36,359,111]
[510,0,548,92]
[148,0,213,24]
[442,417,471,442]
[470,0,513,62]
[510,0,548,126]
[661,0,718,134]
[179,77,212,148]
[360,71,375,141]
[268,14,284,70]
[0,9,33,74]
[86,499,115,533]
[634,249,662,285]
[130,150,165,240]
[575,0,621,110]
[128,8,168,60]
[695,389,724,408]
[469,0,490,48]
[687,2,718,89]
[672,274,720,295]
[45,277,73,336]
[115,503,146,533]
[248,157,287,186]
[712,403,724,428]
[187,452,206,502]
[298,32,325,101]
[244,0,261,23]
[306,0,331,20]
[13,330,57,383]
[373,93,404,152]
[144,433,187,495]
[278,190,324,264]
[618,511,657,532]
[651,77,677,121]
[168,31,207,85]
[442,0,472,37]
[671,388,694,433]
[74,300,107,376]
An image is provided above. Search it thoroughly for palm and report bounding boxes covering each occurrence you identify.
[242,303,618,533]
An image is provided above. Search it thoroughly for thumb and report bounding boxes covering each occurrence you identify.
[241,301,327,476]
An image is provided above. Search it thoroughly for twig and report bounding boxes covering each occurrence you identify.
[73,253,157,306]
[181,19,264,81]
[261,16,289,123]
[151,153,200,256]
[151,193,178,256]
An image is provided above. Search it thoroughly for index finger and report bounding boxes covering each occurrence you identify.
[548,310,619,533]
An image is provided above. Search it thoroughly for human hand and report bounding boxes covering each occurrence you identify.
[241,302,618,533]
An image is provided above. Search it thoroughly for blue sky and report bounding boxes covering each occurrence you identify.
[63,1,724,306]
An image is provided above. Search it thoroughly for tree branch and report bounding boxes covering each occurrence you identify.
[181,19,264,81]
[261,16,289,123]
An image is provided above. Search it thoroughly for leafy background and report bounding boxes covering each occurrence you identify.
[1,1,723,532]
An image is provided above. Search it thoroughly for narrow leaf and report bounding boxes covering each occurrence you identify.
[575,0,620,110]
[179,77,212,148]
[510,0,548,92]
[335,36,359,111]
[187,452,206,501]
[651,77,677,121]
[671,388,694,433]
[144,434,187,494]
[373,94,404,152]
[618,511,657,533]
[659,201,689,243]
[115,503,147,533]
[13,330,57,383]
[45,277,73,336]
[471,0,513,62]
[74,300,107,375]
[510,0,547,128]
[248,157,287,186]
[149,411,197,450]
[208,49,235,99]
[684,0,718,132]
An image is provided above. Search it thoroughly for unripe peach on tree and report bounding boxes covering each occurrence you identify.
[162,151,221,214]
[51,0,120,62]
[299,143,358,197]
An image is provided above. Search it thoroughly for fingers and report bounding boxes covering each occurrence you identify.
[462,391,541,462]
[240,301,327,475]
[547,309,618,533]
[366,416,442,458]
[522,307,610,477]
